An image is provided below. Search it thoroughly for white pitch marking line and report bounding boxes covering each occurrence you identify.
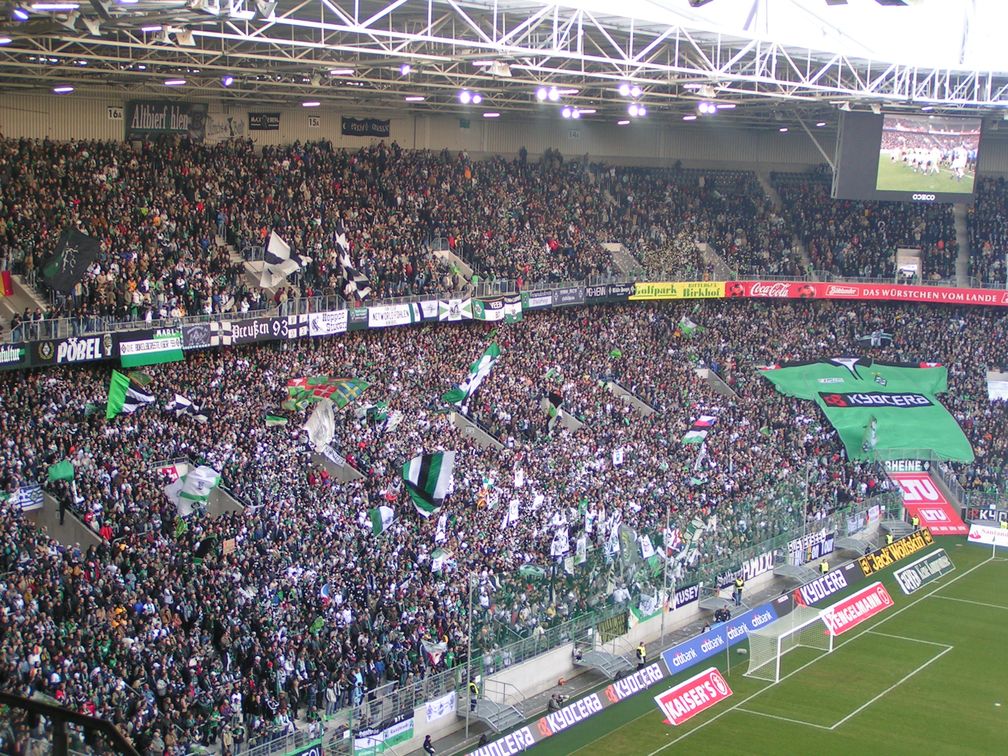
[643,556,995,756]
[932,595,1008,611]
[866,630,954,648]
[735,707,832,731]
[827,645,953,730]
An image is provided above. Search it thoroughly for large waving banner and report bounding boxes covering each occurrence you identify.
[760,358,974,462]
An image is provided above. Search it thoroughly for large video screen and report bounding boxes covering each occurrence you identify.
[876,114,979,194]
[833,111,984,204]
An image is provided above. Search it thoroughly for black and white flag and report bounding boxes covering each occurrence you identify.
[334,223,372,300]
[260,231,311,289]
[166,393,208,424]
[43,229,100,294]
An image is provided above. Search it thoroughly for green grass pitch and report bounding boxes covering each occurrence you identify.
[875,155,975,194]
[533,542,1007,756]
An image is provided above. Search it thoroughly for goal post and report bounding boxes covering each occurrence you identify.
[745,606,834,683]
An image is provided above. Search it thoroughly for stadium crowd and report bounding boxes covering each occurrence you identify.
[968,176,1008,285]
[772,172,959,280]
[1,296,1007,754]
[4,137,994,335]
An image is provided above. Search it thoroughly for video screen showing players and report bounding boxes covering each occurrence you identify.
[876,114,980,195]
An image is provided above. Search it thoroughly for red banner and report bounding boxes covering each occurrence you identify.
[889,471,968,535]
[822,582,894,636]
[726,280,1008,308]
[653,667,733,726]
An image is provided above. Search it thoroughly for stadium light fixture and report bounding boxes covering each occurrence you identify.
[536,86,547,101]
[472,93,482,105]
[302,100,320,107]
[140,25,161,31]
[52,85,74,93]
[638,105,646,117]
[547,86,559,102]
[0,36,11,44]
[483,112,500,118]
[30,3,80,10]
[617,119,630,125]
[12,8,29,20]
[404,95,425,102]
[400,63,411,75]
[630,85,642,98]
[571,108,580,119]
[328,68,354,76]
[816,121,827,127]
[628,103,639,117]
[164,79,186,86]
[683,114,697,121]
[579,109,596,115]
[716,103,736,110]
[561,106,572,119]
[221,75,234,87]
[618,82,630,97]
[698,101,715,115]
[459,90,472,104]
[779,127,789,132]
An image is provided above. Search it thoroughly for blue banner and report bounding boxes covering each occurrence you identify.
[661,602,778,674]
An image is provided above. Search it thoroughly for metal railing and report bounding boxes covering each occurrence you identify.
[12,261,1008,346]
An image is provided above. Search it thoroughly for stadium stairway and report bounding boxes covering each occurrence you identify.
[605,380,657,417]
[601,242,645,277]
[458,694,525,734]
[881,519,916,540]
[756,171,815,276]
[575,648,635,680]
[1,274,49,325]
[27,492,101,549]
[953,203,971,286]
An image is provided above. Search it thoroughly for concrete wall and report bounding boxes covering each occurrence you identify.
[26,492,101,549]
[6,91,1008,174]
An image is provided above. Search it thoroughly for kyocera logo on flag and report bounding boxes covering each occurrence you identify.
[818,391,933,408]
[653,667,733,726]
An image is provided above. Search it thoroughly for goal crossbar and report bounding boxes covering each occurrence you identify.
[745,606,834,683]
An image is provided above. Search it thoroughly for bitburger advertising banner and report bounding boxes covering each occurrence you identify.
[125,100,209,141]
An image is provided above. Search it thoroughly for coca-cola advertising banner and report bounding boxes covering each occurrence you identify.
[726,280,1008,308]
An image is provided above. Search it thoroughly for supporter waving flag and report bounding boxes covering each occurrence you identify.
[403,451,456,518]
[106,370,154,419]
[442,342,501,410]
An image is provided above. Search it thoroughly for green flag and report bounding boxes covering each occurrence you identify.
[760,358,974,462]
[106,370,154,419]
[47,459,75,483]
[265,413,288,427]
[609,348,623,359]
[369,505,395,535]
[442,343,501,406]
[127,370,153,387]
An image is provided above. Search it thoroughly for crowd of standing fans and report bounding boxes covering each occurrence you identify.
[5,138,1004,333]
[0,294,1006,753]
[1,137,1008,755]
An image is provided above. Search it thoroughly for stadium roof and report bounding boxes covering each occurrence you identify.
[0,0,1005,124]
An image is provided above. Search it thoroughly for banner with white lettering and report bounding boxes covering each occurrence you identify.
[125,100,208,141]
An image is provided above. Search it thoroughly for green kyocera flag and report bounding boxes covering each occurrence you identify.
[760,358,974,462]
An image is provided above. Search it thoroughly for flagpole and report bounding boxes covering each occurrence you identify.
[660,503,670,649]
[465,571,474,740]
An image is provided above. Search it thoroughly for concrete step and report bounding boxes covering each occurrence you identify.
[953,203,970,286]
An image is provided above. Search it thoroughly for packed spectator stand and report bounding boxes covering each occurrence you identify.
[1,137,1008,755]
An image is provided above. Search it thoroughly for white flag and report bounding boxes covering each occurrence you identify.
[551,527,570,557]
[501,498,520,530]
[576,535,587,565]
[639,534,655,560]
[304,398,335,452]
[612,448,624,467]
[435,513,447,544]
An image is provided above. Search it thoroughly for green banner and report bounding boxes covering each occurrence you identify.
[760,358,973,462]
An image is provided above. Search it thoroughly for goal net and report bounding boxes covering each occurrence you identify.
[745,606,834,683]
